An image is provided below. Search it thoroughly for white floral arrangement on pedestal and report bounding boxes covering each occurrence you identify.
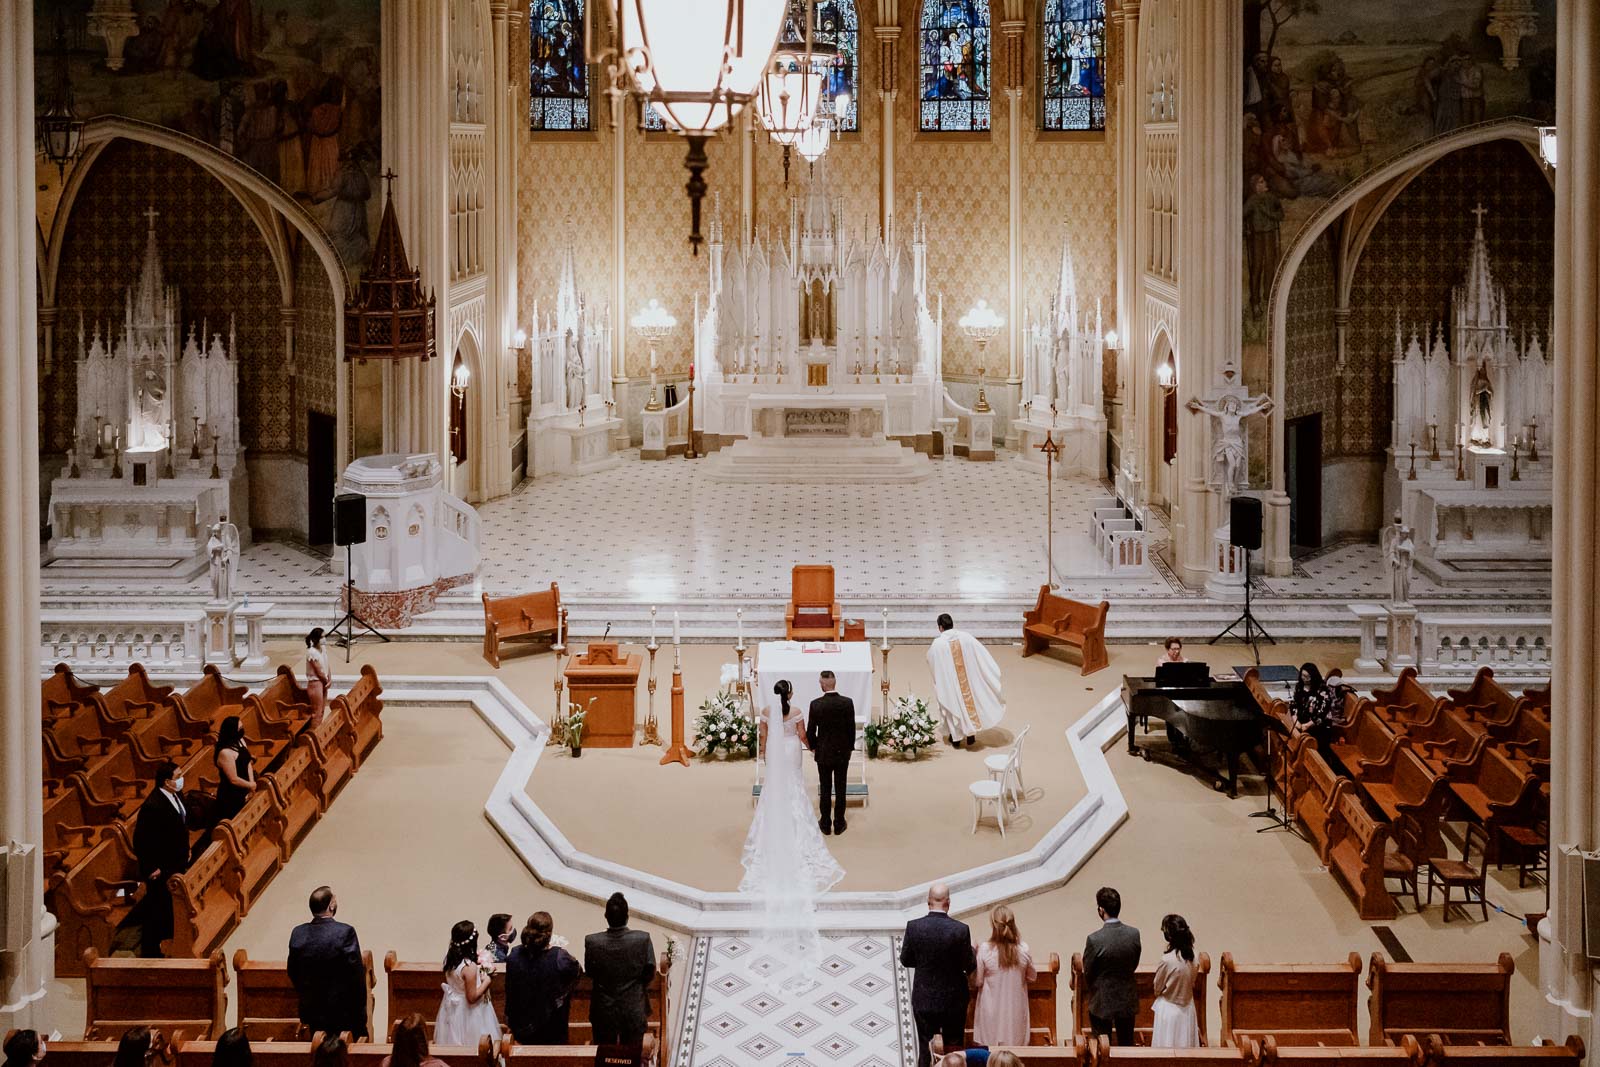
[694,686,756,757]
[883,696,938,757]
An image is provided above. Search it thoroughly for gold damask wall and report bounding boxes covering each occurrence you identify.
[516,0,1118,383]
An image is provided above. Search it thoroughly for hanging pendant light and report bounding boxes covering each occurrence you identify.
[795,118,831,164]
[36,12,84,178]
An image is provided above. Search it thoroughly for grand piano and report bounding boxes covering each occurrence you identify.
[1121,665,1263,796]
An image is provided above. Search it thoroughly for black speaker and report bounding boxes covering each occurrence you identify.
[333,493,367,547]
[1229,496,1263,551]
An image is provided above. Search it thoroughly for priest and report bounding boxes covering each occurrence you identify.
[926,614,1006,748]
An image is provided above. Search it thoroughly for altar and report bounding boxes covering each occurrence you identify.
[1012,239,1108,478]
[527,243,623,477]
[755,641,874,724]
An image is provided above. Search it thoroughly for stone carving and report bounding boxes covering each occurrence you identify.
[1186,390,1273,501]
[1381,513,1416,606]
[206,515,240,603]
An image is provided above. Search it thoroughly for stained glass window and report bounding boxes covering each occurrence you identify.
[1041,0,1106,132]
[529,0,589,131]
[919,0,991,132]
[780,0,860,132]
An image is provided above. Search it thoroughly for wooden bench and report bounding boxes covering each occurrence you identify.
[336,664,385,770]
[1446,668,1524,726]
[1347,746,1451,861]
[1219,952,1362,1048]
[127,698,215,764]
[1244,670,1301,805]
[175,667,249,731]
[962,951,1061,1046]
[164,839,241,960]
[215,786,285,914]
[49,823,140,977]
[1251,1035,1422,1067]
[1386,702,1490,776]
[1419,1037,1586,1067]
[1326,791,1395,920]
[1292,746,1349,860]
[73,742,164,822]
[238,672,309,769]
[1443,746,1545,858]
[82,947,229,1039]
[43,778,121,879]
[1371,669,1448,722]
[43,662,109,724]
[176,1039,497,1067]
[232,948,375,1040]
[1022,586,1110,675]
[1071,951,1213,1046]
[1082,1036,1247,1065]
[102,664,180,736]
[1366,952,1514,1046]
[261,739,323,860]
[300,705,357,811]
[482,583,561,668]
[1329,698,1402,773]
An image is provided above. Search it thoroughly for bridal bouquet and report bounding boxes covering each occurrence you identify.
[694,688,756,757]
[883,696,938,757]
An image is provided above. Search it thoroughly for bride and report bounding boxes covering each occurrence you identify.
[739,679,845,992]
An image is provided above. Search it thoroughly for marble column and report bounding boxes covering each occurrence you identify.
[486,0,519,498]
[1113,0,1142,494]
[875,24,899,237]
[1543,0,1600,1048]
[0,1,53,1032]
[1002,19,1024,389]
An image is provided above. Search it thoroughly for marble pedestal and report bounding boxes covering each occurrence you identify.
[530,412,623,476]
[204,600,235,666]
[1385,603,1418,670]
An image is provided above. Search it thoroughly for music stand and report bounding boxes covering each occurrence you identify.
[328,542,389,662]
[1250,681,1300,837]
[1211,547,1274,663]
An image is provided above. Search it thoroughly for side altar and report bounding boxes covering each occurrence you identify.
[1013,237,1107,478]
[526,242,622,477]
[46,208,248,577]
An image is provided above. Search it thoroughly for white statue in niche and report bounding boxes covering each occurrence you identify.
[564,329,585,410]
[1187,390,1273,501]
[1380,513,1416,606]
[206,514,240,603]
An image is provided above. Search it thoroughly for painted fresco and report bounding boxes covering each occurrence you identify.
[34,0,381,271]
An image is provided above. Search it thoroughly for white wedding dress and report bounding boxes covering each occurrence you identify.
[739,699,844,994]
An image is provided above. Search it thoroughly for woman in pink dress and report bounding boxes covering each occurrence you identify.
[970,905,1038,1047]
[304,627,331,727]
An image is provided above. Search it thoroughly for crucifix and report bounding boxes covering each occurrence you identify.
[143,204,160,230]
[1037,432,1062,588]
[1471,203,1489,228]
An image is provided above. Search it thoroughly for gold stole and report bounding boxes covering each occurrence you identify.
[949,639,983,732]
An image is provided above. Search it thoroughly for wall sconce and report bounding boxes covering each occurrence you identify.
[1103,329,1120,350]
[511,327,529,353]
[1537,126,1557,169]
[1154,353,1176,395]
[451,358,471,400]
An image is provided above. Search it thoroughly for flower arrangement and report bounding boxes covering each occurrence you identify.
[566,699,592,755]
[882,696,938,757]
[694,688,756,757]
[863,717,887,759]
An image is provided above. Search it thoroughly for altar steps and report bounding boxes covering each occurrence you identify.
[700,437,933,483]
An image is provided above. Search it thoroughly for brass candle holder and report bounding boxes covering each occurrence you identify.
[1510,439,1521,481]
[547,607,570,747]
[1407,439,1417,481]
[210,433,222,480]
[879,607,892,721]
[1527,418,1539,463]
[641,629,662,748]
[1456,439,1467,481]
[93,415,105,459]
[190,416,203,460]
[1428,421,1440,462]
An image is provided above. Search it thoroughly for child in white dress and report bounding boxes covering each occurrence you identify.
[1150,914,1200,1047]
[435,920,500,1045]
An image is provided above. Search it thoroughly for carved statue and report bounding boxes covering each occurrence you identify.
[564,329,585,410]
[206,514,241,603]
[1186,391,1273,501]
[1469,361,1494,446]
[1380,513,1416,606]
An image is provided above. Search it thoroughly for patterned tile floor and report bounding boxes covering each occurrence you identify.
[673,934,915,1067]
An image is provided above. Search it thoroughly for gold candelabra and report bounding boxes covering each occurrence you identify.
[641,607,662,746]
[1527,418,1540,463]
[210,432,222,480]
[1428,421,1440,462]
[190,416,202,459]
[879,608,892,721]
[1407,439,1417,480]
[547,607,570,747]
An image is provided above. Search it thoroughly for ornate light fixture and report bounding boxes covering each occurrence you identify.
[1537,125,1557,169]
[36,12,84,178]
[959,298,1004,414]
[511,327,529,353]
[1155,352,1177,394]
[593,0,788,253]
[450,357,471,400]
[344,172,437,363]
[1103,329,1120,349]
[631,298,677,411]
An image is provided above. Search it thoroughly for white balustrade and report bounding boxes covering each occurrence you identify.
[41,609,209,672]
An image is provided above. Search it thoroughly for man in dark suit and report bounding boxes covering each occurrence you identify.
[899,883,976,1067]
[132,760,192,957]
[287,886,370,1039]
[1082,885,1141,1046]
[806,670,856,835]
[583,893,658,1047]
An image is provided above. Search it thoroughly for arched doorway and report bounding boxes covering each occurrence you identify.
[449,329,482,500]
[1148,329,1177,513]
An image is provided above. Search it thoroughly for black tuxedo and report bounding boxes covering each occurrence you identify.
[583,927,656,1046]
[287,915,370,1039]
[900,911,976,1067]
[132,788,191,957]
[505,943,582,1045]
[1082,919,1142,1045]
[807,691,856,828]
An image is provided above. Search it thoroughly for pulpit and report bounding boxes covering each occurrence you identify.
[785,565,842,640]
[565,642,642,749]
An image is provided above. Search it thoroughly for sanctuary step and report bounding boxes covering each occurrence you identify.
[701,436,932,483]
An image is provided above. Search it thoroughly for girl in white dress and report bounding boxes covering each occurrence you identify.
[1150,914,1200,1047]
[434,920,500,1045]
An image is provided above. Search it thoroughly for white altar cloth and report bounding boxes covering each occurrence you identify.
[755,640,874,724]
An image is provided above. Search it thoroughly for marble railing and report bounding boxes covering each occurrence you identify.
[1348,604,1551,675]
[1089,496,1151,576]
[41,609,208,672]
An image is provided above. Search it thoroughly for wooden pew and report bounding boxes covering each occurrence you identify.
[72,743,166,822]
[1387,703,1490,776]
[1367,952,1515,1046]
[1251,1035,1422,1067]
[1346,746,1451,861]
[963,951,1062,1046]
[1445,669,1528,728]
[48,823,141,977]
[35,1039,180,1067]
[1443,746,1545,858]
[300,705,356,812]
[238,669,309,768]
[1325,791,1396,920]
[82,948,229,1039]
[163,840,241,960]
[232,948,375,1040]
[1328,698,1401,774]
[1022,586,1111,675]
[43,702,121,780]
[1071,952,1213,1046]
[502,1049,665,1067]
[102,664,181,736]
[1291,746,1349,862]
[42,777,121,878]
[42,662,109,725]
[175,667,250,731]
[127,698,215,764]
[215,786,286,914]
[1081,1035,1250,1065]
[1371,670,1448,726]
[261,739,323,860]
[482,583,561,668]
[1420,1037,1586,1067]
[335,664,385,770]
[1218,952,1362,1048]
[177,1039,498,1067]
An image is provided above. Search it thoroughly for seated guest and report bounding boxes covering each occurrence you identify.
[585,893,659,1047]
[212,1029,252,1067]
[971,905,1036,1047]
[1290,663,1337,744]
[379,1015,446,1067]
[435,920,499,1045]
[1156,636,1186,670]
[111,1028,158,1067]
[506,911,582,1045]
[1323,669,1352,729]
[288,886,370,1040]
[310,1035,347,1067]
[3,1029,45,1067]
[1150,914,1200,1047]
[929,1035,1025,1066]
[484,913,513,964]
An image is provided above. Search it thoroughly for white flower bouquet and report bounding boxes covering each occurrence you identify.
[883,696,938,757]
[693,688,756,757]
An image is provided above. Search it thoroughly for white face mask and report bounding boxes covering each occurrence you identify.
[38,1041,47,1059]
[170,776,185,792]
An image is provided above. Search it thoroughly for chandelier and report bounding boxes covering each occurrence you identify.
[36,12,84,178]
[590,0,787,254]
[344,172,437,363]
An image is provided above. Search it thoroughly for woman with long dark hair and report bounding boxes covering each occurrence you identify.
[304,628,331,727]
[3,1029,44,1067]
[111,1028,156,1067]
[212,715,255,825]
[971,904,1037,1047]
[379,1015,445,1067]
[434,920,499,1045]
[210,1028,251,1067]
[310,1034,347,1067]
[504,911,582,1045]
[1291,662,1339,744]
[1150,914,1200,1047]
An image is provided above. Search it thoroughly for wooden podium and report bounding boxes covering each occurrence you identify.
[564,642,643,748]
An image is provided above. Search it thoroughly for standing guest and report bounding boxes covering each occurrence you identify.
[305,628,332,727]
[1150,914,1200,1047]
[310,1035,347,1067]
[927,614,1006,748]
[506,911,582,1045]
[288,886,370,1040]
[971,905,1037,1047]
[584,893,659,1048]
[133,762,192,957]
[211,1029,251,1067]
[484,913,514,964]
[435,921,499,1045]
[212,716,255,826]
[379,1015,446,1067]
[900,882,977,1067]
[3,1029,45,1067]
[111,1028,158,1067]
[1082,886,1141,1046]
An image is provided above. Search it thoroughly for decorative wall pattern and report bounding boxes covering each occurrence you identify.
[295,248,338,455]
[1282,230,1335,428]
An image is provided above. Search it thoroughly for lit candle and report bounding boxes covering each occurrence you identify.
[737,607,744,648]
[673,611,681,646]
[650,605,658,646]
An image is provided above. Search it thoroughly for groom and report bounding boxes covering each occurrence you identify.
[806,670,856,836]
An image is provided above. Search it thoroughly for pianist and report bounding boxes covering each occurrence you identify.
[1155,638,1193,757]
[1156,637,1186,671]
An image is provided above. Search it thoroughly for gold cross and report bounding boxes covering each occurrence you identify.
[1037,432,1061,459]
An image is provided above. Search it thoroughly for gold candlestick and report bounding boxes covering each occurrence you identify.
[880,641,892,722]
[1407,439,1417,480]
[1527,419,1539,463]
[641,639,662,746]
[1428,421,1440,462]
[1456,439,1467,481]
[1510,439,1521,481]
[660,644,693,767]
[547,608,570,747]
[210,432,222,480]
[190,416,202,460]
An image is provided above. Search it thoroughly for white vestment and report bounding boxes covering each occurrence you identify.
[926,629,1006,741]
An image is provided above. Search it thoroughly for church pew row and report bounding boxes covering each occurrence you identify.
[1290,745,1399,919]
[82,948,229,1040]
[1219,952,1363,1048]
[1366,952,1514,1046]
[964,951,1061,1046]
[233,948,375,1041]
[178,1040,501,1067]
[383,951,670,1044]
[1070,951,1213,1047]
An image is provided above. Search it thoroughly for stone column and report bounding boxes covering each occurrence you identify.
[486,0,519,498]
[1002,19,1024,388]
[1112,1,1141,491]
[875,25,900,237]
[1543,0,1600,1048]
[0,1,53,1032]
[611,90,628,393]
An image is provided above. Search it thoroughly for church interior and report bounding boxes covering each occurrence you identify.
[3,0,1599,1065]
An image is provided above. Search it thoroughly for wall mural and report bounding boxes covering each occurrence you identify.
[34,0,381,271]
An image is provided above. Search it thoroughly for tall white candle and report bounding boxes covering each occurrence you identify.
[737,607,744,647]
[881,607,889,649]
[555,609,563,647]
[673,611,681,645]
[650,605,658,646]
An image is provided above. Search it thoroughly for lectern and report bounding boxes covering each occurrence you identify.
[564,642,642,749]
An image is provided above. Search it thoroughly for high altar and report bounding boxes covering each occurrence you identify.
[1386,206,1553,580]
[693,172,941,481]
[1014,237,1106,477]
[526,242,622,477]
[46,209,248,576]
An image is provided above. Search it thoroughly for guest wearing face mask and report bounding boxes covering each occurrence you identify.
[3,1028,47,1067]
[133,761,193,957]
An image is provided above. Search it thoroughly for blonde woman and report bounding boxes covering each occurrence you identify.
[970,905,1037,1047]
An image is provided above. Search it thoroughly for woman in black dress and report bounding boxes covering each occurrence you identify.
[1290,663,1338,746]
[504,911,582,1045]
[212,715,256,825]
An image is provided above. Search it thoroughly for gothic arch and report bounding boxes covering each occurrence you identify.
[449,324,486,500]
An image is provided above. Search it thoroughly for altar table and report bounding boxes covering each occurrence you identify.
[755,640,874,724]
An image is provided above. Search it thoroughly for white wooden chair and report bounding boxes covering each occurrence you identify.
[984,724,1029,810]
[970,744,1022,836]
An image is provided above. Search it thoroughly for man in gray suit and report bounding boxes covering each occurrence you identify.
[1082,885,1141,1045]
[584,893,659,1047]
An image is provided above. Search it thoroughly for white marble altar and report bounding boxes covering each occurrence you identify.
[527,242,623,476]
[1014,237,1107,477]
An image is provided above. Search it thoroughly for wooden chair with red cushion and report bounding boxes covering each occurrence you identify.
[785,565,842,640]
